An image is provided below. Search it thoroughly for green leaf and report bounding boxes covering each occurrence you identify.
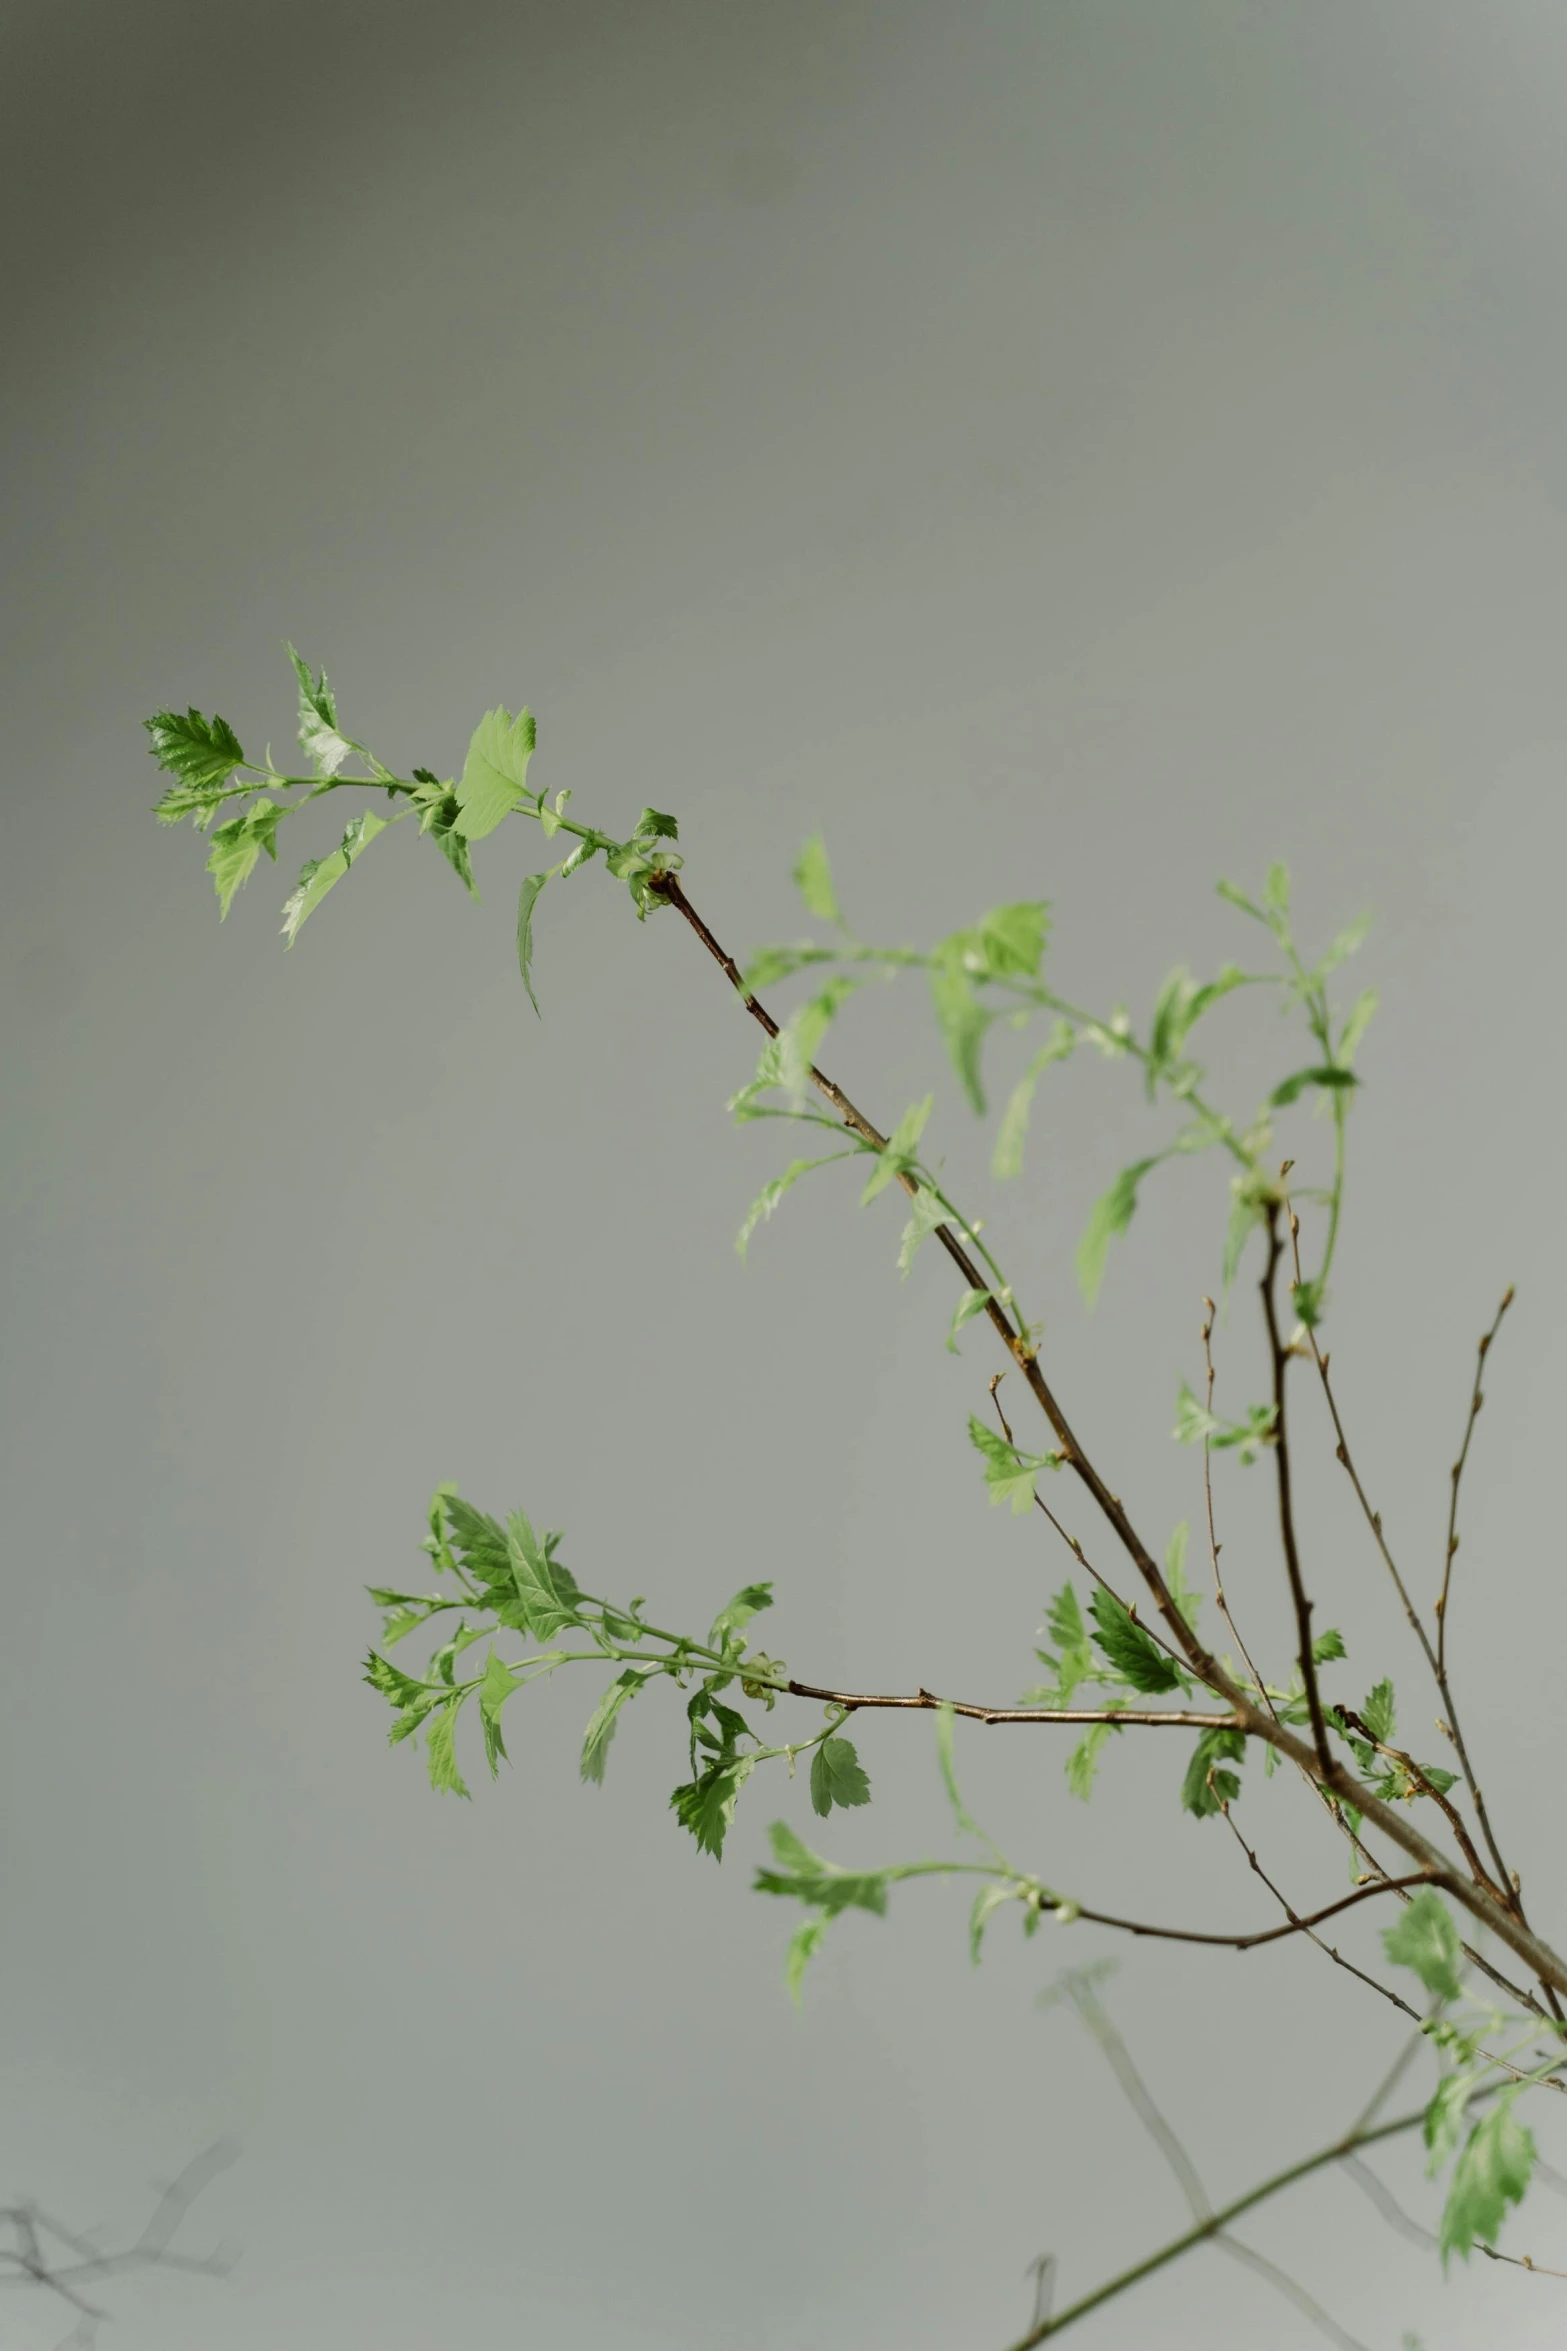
[930,946,993,1113]
[1321,911,1373,972]
[1181,1726,1246,1818]
[709,1584,774,1648]
[897,1186,949,1278]
[968,1414,1063,1513]
[860,1095,933,1204]
[206,796,281,917]
[516,870,549,1013]
[935,1701,983,1840]
[976,902,1049,979]
[776,976,859,1101]
[1312,1628,1347,1664]
[280,809,388,944]
[1383,1887,1463,2004]
[436,1490,511,1594]
[425,1700,470,1798]
[1076,1158,1159,1308]
[1165,1522,1200,1630]
[992,1021,1075,1180]
[1269,1065,1360,1109]
[792,835,841,925]
[1216,877,1265,924]
[506,1510,581,1639]
[1423,2070,1476,2174]
[580,1662,660,1785]
[970,1882,1017,1964]
[365,1650,436,1712]
[670,1754,755,1858]
[145,706,247,796]
[454,705,536,840]
[736,1154,846,1259]
[1066,1713,1121,1800]
[286,644,351,777]
[477,1650,521,1777]
[1087,1588,1182,1695]
[785,1915,830,2005]
[1362,1678,1397,1744]
[945,1286,993,1353]
[810,1735,872,1817]
[754,1820,889,1917]
[1439,2092,1534,2265]
[741,941,838,991]
[633,806,679,843]
[1263,862,1291,920]
[1339,989,1378,1063]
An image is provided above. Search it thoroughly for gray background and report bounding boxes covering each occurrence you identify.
[4,3,1567,2344]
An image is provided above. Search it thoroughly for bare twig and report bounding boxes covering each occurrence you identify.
[1439,1287,1514,1677]
[1261,1204,1334,1776]
[0,2146,235,2345]
[1199,1298,1277,1719]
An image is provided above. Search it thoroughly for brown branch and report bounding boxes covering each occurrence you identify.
[1218,1799,1423,2024]
[648,869,1567,1999]
[1440,1286,1514,1676]
[1262,1203,1335,1776]
[1200,1297,1277,1718]
[784,1680,1232,1728]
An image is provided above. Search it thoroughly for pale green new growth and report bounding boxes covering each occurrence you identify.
[144,648,1563,2339]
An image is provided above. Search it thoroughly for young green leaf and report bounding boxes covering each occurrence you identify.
[709,1584,773,1648]
[633,807,679,844]
[1439,2093,1535,2265]
[896,1186,950,1278]
[792,834,841,925]
[1076,1158,1159,1308]
[860,1094,933,1204]
[976,902,1049,979]
[1312,1628,1347,1664]
[810,1734,872,1818]
[1165,1521,1199,1630]
[506,1510,581,1639]
[930,946,993,1113]
[280,809,388,945]
[970,1882,1017,1964]
[735,1154,847,1260]
[1087,1588,1182,1694]
[425,1699,471,1798]
[516,870,550,1013]
[1268,1065,1360,1109]
[145,706,247,797]
[580,1662,660,1785]
[669,1754,755,1859]
[477,1650,521,1777]
[968,1415,1063,1513]
[1423,2070,1476,2174]
[935,1702,983,1840]
[206,797,281,917]
[753,1819,889,1916]
[993,1021,1075,1179]
[286,644,351,778]
[454,705,536,840]
[1339,988,1378,1063]
[1382,1887,1463,2004]
[1362,1678,1396,1744]
[1066,1714,1120,1800]
[945,1286,993,1353]
[1180,1726,1245,1818]
[785,1915,830,2005]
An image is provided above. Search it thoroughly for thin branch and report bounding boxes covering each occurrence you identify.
[1340,2154,1435,2249]
[1218,1800,1423,2025]
[1439,1287,1514,1676]
[784,1681,1233,1728]
[1211,2234,1372,2351]
[1200,1298,1277,1719]
[1261,1203,1334,1777]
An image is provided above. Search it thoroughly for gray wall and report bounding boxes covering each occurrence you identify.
[4,4,1567,2344]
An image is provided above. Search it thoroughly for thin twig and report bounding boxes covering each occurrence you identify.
[1439,1287,1514,1677]
[1261,1203,1334,1777]
[1200,1298,1277,1719]
[784,1681,1232,1728]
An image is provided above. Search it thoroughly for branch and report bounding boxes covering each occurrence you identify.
[1200,1297,1277,1719]
[784,1681,1233,1728]
[1439,1286,1513,1676]
[1261,1203,1334,1776]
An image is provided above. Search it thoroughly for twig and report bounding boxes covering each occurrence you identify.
[784,1681,1232,1728]
[1439,1287,1514,1677]
[1218,1800,1422,2024]
[0,2146,235,2344]
[1261,1204,1334,1777]
[1200,1298,1277,1719]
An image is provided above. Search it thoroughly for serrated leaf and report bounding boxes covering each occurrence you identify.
[792,834,840,924]
[1383,1887,1462,2004]
[506,1510,581,1639]
[1439,2093,1534,2265]
[709,1583,773,1647]
[1423,2071,1476,2173]
[736,1155,844,1259]
[1066,1713,1120,1800]
[754,1820,889,1917]
[425,1700,470,1797]
[1165,1521,1200,1630]
[280,809,387,944]
[935,1701,982,1839]
[897,1186,949,1278]
[976,901,1049,979]
[1076,1158,1158,1307]
[670,1754,755,1858]
[1362,1677,1397,1744]
[1180,1725,1245,1818]
[206,796,281,917]
[634,806,679,843]
[777,976,859,1102]
[993,1021,1075,1179]
[968,1414,1062,1513]
[1087,1587,1182,1694]
[477,1650,521,1777]
[285,644,351,777]
[810,1734,871,1817]
[144,706,247,793]
[580,1662,660,1784]
[861,1094,933,1203]
[1313,1628,1347,1663]
[1339,988,1378,1063]
[454,705,536,840]
[1263,862,1291,919]
[945,1286,993,1353]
